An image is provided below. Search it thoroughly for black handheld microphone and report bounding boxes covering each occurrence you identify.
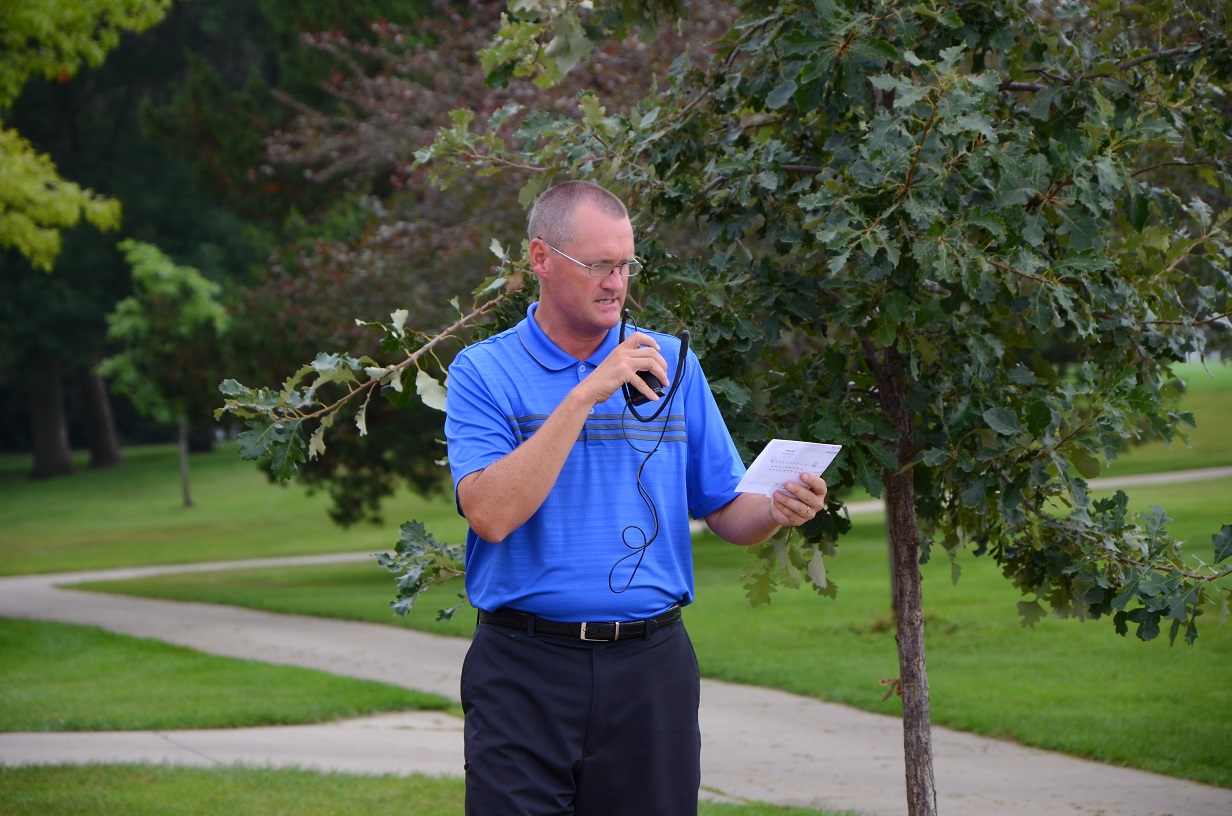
[620,309,690,421]
[629,371,665,407]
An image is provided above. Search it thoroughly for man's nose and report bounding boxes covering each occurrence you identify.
[599,269,626,289]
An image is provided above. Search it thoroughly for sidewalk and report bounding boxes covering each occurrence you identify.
[2,554,1230,816]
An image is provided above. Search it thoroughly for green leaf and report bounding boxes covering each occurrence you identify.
[1128,608,1161,642]
[1008,365,1036,386]
[882,291,912,323]
[267,429,307,482]
[308,425,327,459]
[961,481,986,507]
[1017,599,1046,628]
[415,369,449,412]
[765,80,797,110]
[378,519,466,617]
[437,598,465,622]
[1214,524,1232,564]
[218,379,249,398]
[235,417,306,482]
[397,519,441,556]
[1069,446,1102,480]
[807,547,827,590]
[541,9,593,79]
[1056,209,1105,253]
[740,542,780,607]
[827,249,851,273]
[1111,578,1139,612]
[984,408,1023,435]
[754,171,779,191]
[710,377,752,408]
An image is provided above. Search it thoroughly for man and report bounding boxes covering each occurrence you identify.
[445,180,827,815]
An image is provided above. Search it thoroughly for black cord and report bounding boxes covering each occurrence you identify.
[608,382,679,593]
[619,310,689,424]
[608,312,688,594]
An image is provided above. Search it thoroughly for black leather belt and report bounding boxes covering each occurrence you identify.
[478,605,682,642]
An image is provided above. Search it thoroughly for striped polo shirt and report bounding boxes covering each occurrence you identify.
[445,302,746,621]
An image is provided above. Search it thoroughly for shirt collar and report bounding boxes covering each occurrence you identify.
[516,302,620,371]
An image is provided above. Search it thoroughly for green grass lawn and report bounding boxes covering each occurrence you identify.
[0,444,467,576]
[0,766,465,816]
[0,765,842,816]
[0,618,448,731]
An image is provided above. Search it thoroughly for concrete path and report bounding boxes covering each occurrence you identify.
[2,553,1230,816]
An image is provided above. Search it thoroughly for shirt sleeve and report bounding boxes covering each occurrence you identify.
[681,349,747,519]
[444,350,519,513]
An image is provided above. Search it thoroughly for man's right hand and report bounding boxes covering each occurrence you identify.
[579,331,670,405]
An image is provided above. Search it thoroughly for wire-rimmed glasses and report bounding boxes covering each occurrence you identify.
[543,240,643,277]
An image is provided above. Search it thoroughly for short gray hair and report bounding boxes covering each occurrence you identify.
[527,181,628,247]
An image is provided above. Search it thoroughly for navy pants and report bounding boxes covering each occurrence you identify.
[461,619,702,816]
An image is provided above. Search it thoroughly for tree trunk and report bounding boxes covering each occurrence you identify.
[178,413,194,508]
[29,359,75,479]
[81,363,124,469]
[886,466,937,816]
[871,343,937,816]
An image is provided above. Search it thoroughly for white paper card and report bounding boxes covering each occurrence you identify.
[736,439,843,497]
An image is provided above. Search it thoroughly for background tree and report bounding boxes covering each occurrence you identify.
[0,0,434,479]
[0,0,172,477]
[220,1,1232,814]
[0,0,256,474]
[0,0,170,271]
[99,241,228,507]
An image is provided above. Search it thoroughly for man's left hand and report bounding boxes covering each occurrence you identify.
[770,472,828,527]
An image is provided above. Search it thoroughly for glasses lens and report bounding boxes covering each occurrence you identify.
[584,259,642,276]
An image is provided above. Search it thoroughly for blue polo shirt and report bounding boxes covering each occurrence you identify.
[445,302,746,621]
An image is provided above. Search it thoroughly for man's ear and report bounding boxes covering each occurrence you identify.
[528,237,551,278]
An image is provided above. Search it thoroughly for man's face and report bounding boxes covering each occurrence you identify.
[538,202,636,339]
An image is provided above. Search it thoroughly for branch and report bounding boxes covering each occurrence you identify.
[456,146,546,174]
[233,292,507,430]
[1198,310,1232,327]
[987,257,1050,285]
[1130,160,1218,178]
[1000,44,1197,93]
[999,80,1046,92]
[700,175,726,196]
[1146,309,1232,328]
[894,95,942,205]
[1112,45,1194,75]
[1110,555,1232,585]
[314,294,508,420]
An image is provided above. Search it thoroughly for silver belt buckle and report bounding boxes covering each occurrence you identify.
[580,621,620,642]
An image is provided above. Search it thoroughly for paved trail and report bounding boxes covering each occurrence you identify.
[2,549,1230,816]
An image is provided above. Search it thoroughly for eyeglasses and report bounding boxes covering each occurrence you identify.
[543,240,642,277]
